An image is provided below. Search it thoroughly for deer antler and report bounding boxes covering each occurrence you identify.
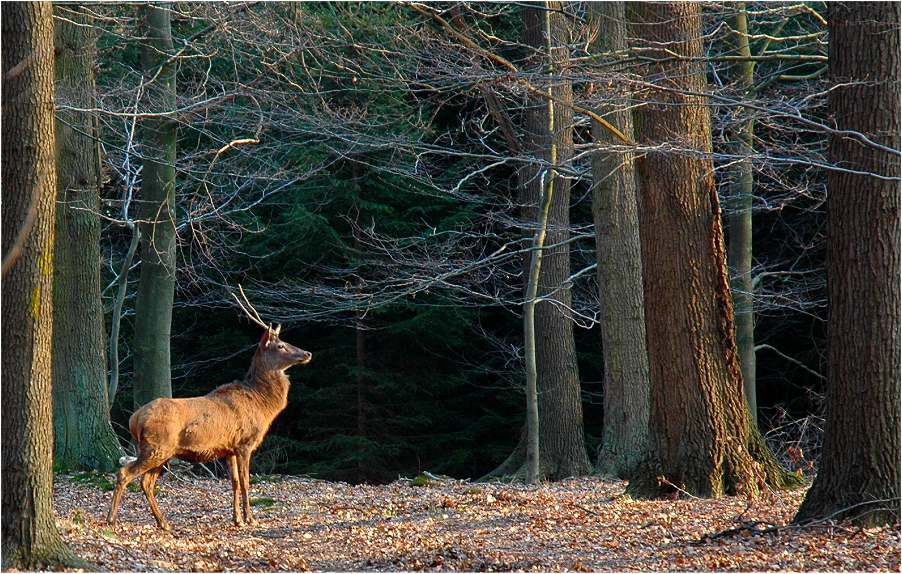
[230,284,271,332]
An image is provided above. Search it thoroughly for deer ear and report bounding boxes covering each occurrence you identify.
[259,330,270,348]
[274,324,282,336]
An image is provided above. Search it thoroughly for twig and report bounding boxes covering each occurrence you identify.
[695,498,901,545]
[657,476,700,500]
[694,520,780,544]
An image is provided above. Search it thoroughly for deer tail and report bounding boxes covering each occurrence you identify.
[119,455,138,467]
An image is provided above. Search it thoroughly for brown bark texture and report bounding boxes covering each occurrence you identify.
[1,2,85,568]
[52,4,124,472]
[795,1,901,527]
[589,1,651,479]
[516,2,591,481]
[489,2,591,481]
[626,2,797,498]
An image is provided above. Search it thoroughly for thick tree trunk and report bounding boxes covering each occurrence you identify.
[133,3,177,409]
[52,5,124,472]
[795,1,901,527]
[517,2,591,481]
[726,4,757,423]
[589,1,650,479]
[487,3,591,481]
[626,2,798,498]
[1,3,85,568]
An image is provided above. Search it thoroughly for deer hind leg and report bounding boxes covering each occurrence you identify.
[141,466,170,531]
[227,455,244,526]
[237,453,256,525]
[108,453,163,525]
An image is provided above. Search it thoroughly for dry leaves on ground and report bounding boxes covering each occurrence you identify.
[49,473,899,572]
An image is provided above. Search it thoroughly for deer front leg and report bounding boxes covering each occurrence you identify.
[108,455,157,525]
[227,455,244,526]
[237,452,257,525]
[108,469,130,525]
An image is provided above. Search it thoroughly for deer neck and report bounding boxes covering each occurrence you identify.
[244,363,290,417]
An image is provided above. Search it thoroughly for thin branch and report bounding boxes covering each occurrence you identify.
[755,344,825,380]
[406,1,631,144]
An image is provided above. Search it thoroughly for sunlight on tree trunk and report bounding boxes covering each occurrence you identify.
[522,1,591,483]
[626,2,800,499]
[1,3,89,568]
[488,2,591,483]
[521,2,560,486]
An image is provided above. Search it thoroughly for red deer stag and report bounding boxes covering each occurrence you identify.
[107,286,311,530]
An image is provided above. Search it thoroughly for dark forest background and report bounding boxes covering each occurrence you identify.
[80,2,828,484]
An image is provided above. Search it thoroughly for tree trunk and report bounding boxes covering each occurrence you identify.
[52,4,124,472]
[1,3,86,568]
[726,4,758,423]
[517,2,591,481]
[626,2,798,498]
[521,2,561,486]
[589,1,650,479]
[133,3,177,409]
[794,1,901,527]
[356,315,367,483]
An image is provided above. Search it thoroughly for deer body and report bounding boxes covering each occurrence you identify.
[132,368,288,464]
[108,324,310,531]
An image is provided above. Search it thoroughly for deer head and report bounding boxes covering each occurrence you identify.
[256,327,312,372]
[231,285,312,372]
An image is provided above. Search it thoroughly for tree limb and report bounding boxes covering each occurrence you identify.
[406,1,632,144]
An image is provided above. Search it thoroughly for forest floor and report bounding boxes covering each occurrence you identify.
[51,473,899,572]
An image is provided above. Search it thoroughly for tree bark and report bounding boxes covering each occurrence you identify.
[626,2,798,498]
[589,1,650,479]
[794,1,901,527]
[52,4,124,472]
[726,4,758,423]
[1,3,86,568]
[133,3,177,409]
[517,2,591,481]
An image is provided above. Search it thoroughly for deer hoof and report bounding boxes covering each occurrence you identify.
[246,517,258,526]
[159,522,172,532]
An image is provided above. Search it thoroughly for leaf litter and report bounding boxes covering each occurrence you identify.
[50,474,899,572]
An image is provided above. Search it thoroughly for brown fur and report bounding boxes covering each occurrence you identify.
[107,330,311,530]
